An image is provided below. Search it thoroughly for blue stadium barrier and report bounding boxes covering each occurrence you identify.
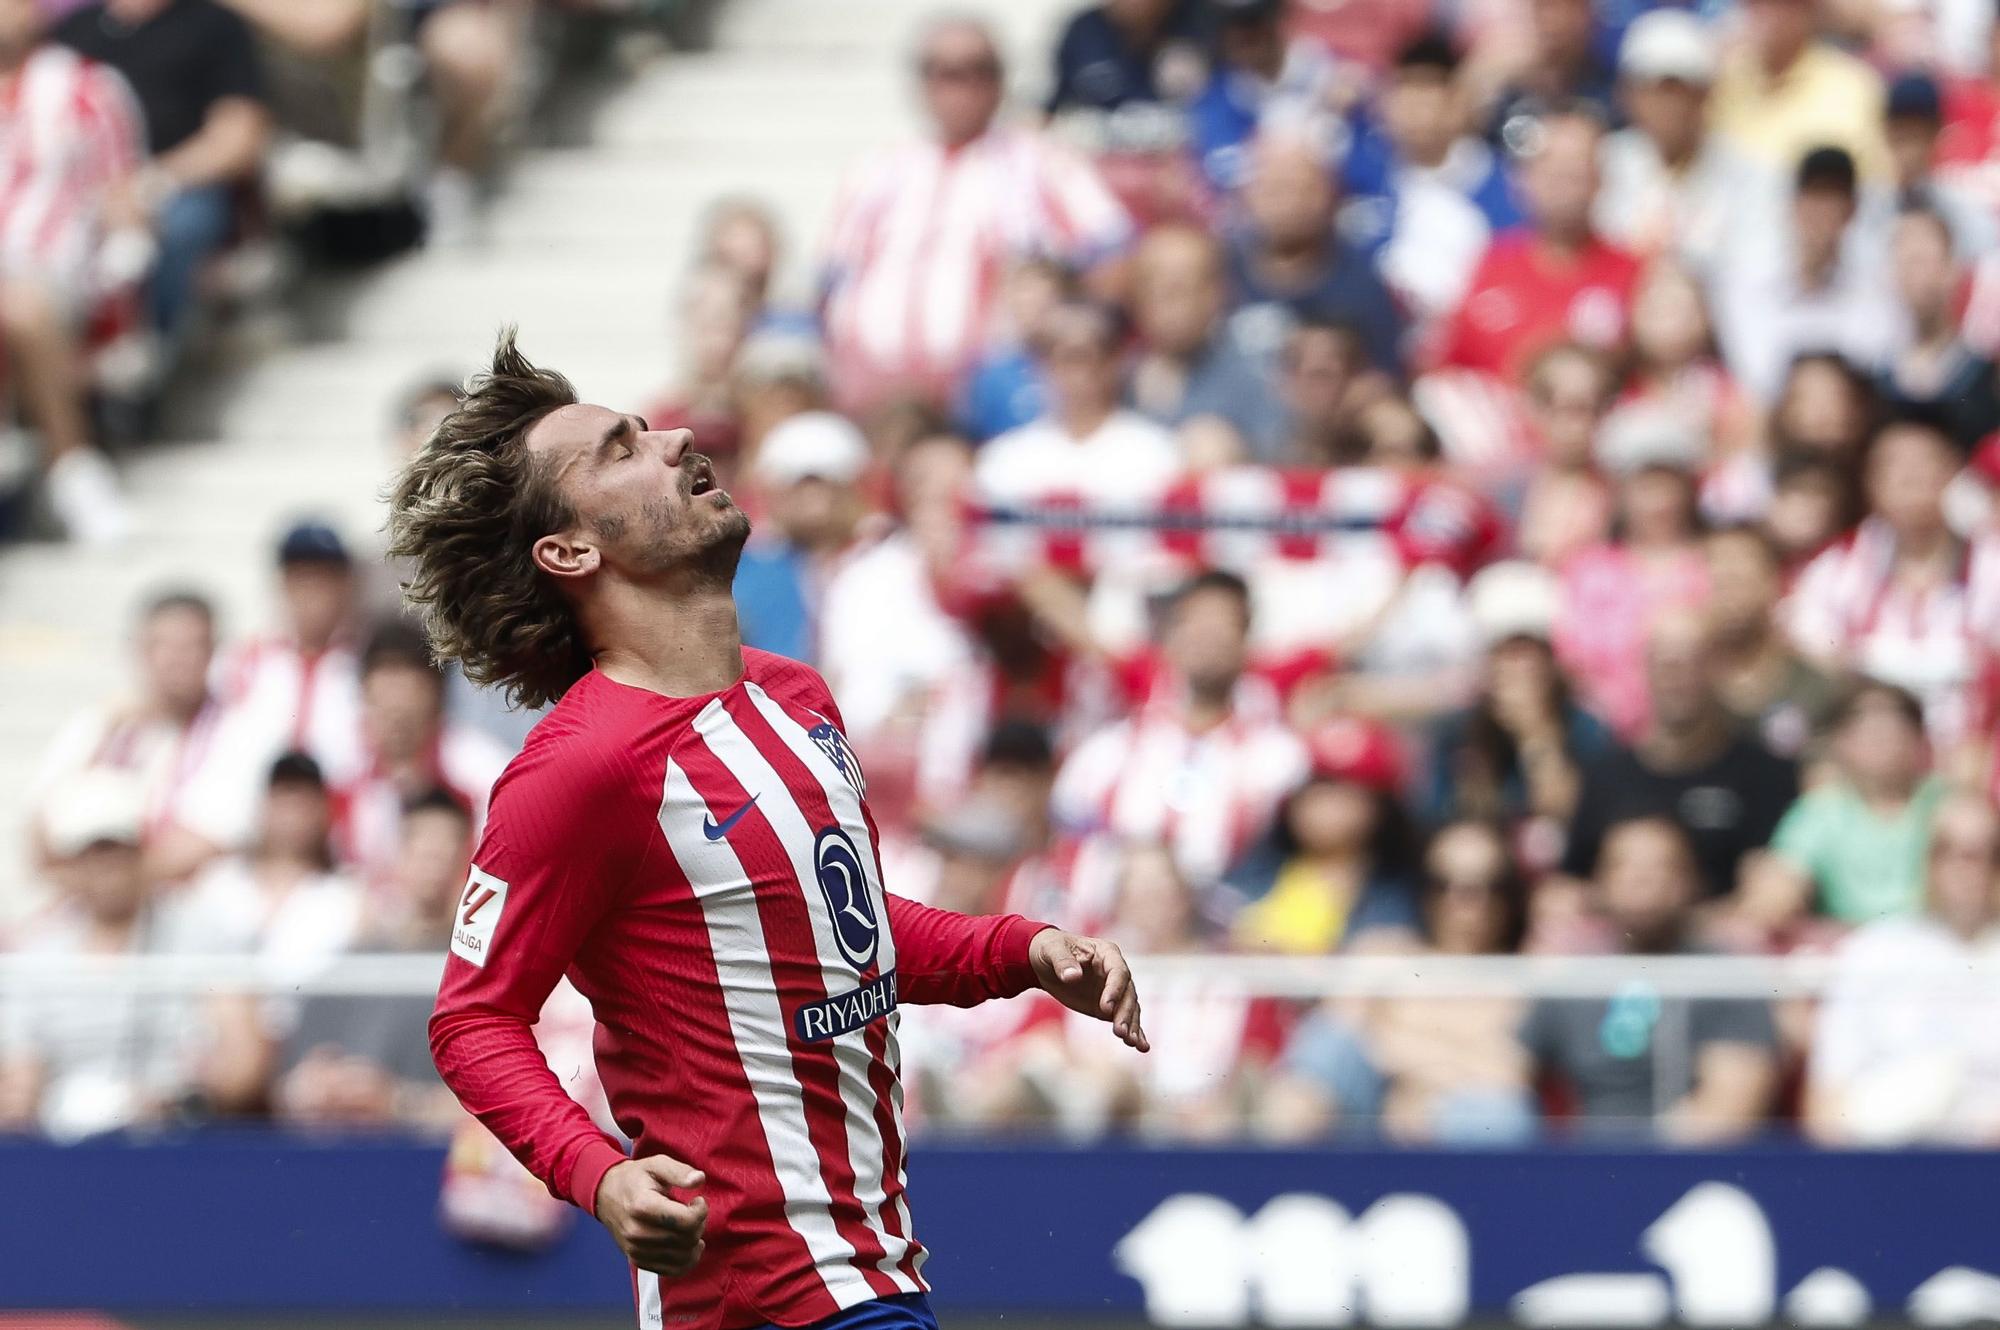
[3,1133,1998,1322]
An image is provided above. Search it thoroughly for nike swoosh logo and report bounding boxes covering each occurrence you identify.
[702,794,759,840]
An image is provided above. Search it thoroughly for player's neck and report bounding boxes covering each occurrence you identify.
[593,584,746,699]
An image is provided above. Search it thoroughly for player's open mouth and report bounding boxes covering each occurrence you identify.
[687,458,724,499]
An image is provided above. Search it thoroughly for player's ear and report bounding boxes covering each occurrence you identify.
[532,531,598,582]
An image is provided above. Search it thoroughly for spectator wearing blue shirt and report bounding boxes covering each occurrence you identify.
[1224,124,1409,375]
[732,412,873,664]
[1046,0,1212,114]
[1341,33,1524,325]
[955,256,1072,443]
[1127,222,1288,460]
[1187,0,1341,192]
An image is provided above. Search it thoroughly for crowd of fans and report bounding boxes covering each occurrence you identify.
[8,0,2000,1165]
[0,0,670,545]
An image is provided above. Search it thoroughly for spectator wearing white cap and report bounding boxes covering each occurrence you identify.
[1,770,269,1139]
[1595,10,1778,277]
[733,410,875,664]
[1422,561,1614,855]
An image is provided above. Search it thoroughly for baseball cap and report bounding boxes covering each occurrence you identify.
[43,769,147,857]
[1618,10,1717,85]
[276,519,351,569]
[1596,402,1706,475]
[753,411,870,487]
[1304,718,1404,793]
[1466,560,1561,647]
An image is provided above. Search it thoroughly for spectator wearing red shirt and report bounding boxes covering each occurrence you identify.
[1435,106,1641,383]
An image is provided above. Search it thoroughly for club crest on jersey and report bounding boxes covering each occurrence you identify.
[813,825,878,968]
[807,720,866,799]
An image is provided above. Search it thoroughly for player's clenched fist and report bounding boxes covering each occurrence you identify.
[594,1155,709,1276]
[1029,927,1150,1052]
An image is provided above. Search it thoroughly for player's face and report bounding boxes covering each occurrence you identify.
[526,402,751,585]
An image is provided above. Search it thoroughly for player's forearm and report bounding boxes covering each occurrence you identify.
[885,896,1049,1006]
[428,1007,627,1213]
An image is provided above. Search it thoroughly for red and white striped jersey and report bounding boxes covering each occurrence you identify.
[429,650,1050,1330]
[0,43,142,294]
[820,126,1130,406]
[1784,518,2000,749]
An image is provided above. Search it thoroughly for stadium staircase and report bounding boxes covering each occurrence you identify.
[0,0,1073,915]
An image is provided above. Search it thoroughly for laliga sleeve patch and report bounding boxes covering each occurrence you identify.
[451,866,510,967]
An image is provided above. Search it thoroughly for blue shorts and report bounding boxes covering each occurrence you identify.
[780,1294,937,1330]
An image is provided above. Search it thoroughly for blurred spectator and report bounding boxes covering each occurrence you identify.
[733,411,873,664]
[1185,0,1339,193]
[820,16,1130,410]
[1618,262,1760,524]
[1434,107,1640,381]
[1709,0,1888,183]
[818,433,976,775]
[698,195,782,312]
[1715,146,1904,404]
[1425,562,1613,843]
[275,787,470,1130]
[1884,73,1996,259]
[1877,206,2000,452]
[1702,524,1838,761]
[1230,717,1421,952]
[1515,341,1616,566]
[1,770,268,1139]
[30,589,221,880]
[1225,123,1407,373]
[1262,819,1535,1144]
[1268,317,1367,465]
[1045,0,1209,115]
[1052,570,1307,921]
[170,521,364,865]
[179,752,362,965]
[1742,682,1943,937]
[0,0,147,543]
[1596,10,1769,277]
[1478,0,1617,153]
[1551,411,1709,737]
[1062,842,1290,1139]
[1771,349,1881,466]
[973,300,1182,538]
[955,257,1067,443]
[1126,222,1284,454]
[1560,613,1799,900]
[1786,410,2000,757]
[1806,791,2000,1145]
[1522,815,1779,1141]
[54,0,271,346]
[336,623,507,886]
[1765,450,1856,571]
[645,263,757,465]
[1340,31,1518,325]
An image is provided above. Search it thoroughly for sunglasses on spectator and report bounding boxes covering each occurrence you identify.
[920,58,1001,84]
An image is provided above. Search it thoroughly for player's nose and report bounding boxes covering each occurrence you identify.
[654,428,695,467]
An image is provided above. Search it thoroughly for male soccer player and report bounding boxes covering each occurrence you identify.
[388,333,1148,1330]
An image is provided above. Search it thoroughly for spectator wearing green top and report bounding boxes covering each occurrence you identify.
[1739,681,1945,940]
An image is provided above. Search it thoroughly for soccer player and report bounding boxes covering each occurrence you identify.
[387,333,1148,1330]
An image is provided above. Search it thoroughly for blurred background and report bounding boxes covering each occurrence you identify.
[3,0,2000,1323]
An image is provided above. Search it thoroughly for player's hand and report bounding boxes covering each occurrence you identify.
[594,1155,709,1277]
[1029,928,1149,1052]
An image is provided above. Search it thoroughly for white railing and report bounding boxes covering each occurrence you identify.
[1,949,1994,998]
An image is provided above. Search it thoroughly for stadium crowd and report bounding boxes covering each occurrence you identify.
[8,0,2000,1179]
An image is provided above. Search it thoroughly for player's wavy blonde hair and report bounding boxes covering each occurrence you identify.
[386,329,593,710]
